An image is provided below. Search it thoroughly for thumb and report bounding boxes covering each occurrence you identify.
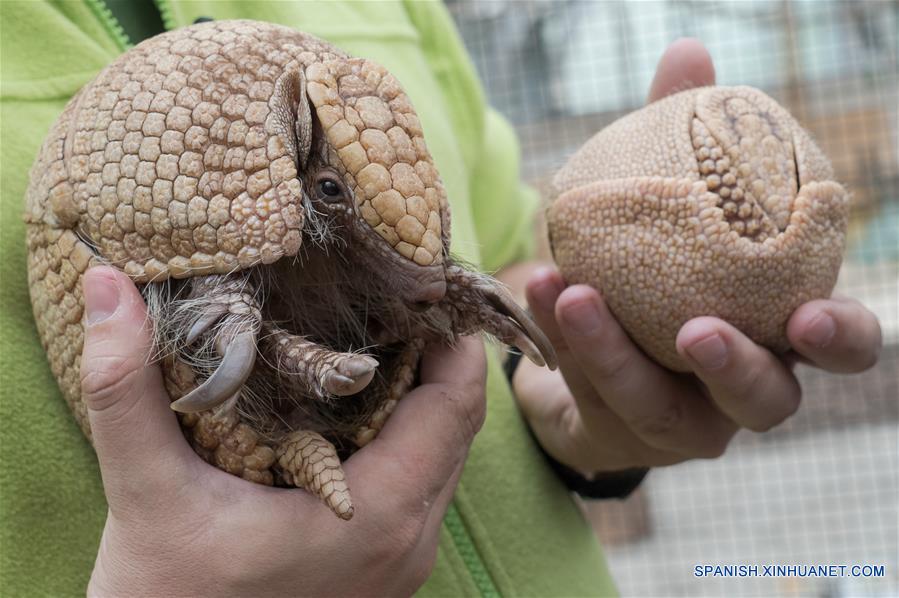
[81,266,191,489]
[647,37,716,103]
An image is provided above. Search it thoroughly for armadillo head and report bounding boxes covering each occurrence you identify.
[292,57,449,307]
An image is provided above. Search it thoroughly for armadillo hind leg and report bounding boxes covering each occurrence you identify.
[352,338,423,448]
[146,273,263,413]
[264,325,378,400]
[179,390,278,485]
[277,430,354,520]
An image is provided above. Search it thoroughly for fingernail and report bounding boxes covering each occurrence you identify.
[84,272,120,325]
[685,333,728,370]
[802,312,836,348]
[562,299,602,335]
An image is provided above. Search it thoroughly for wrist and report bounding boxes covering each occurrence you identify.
[509,353,650,499]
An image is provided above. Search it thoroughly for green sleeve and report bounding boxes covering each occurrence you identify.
[0,0,124,100]
[401,0,539,272]
[1,3,123,596]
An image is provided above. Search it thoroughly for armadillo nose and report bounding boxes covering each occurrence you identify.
[409,279,446,311]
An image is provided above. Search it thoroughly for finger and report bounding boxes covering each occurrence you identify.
[421,460,466,545]
[400,458,467,589]
[345,337,487,517]
[519,279,692,470]
[556,286,736,457]
[787,298,882,373]
[517,359,689,472]
[677,317,801,432]
[81,267,193,487]
[648,37,716,103]
[524,267,599,401]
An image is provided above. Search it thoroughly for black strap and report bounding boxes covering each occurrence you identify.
[535,439,649,500]
[506,348,648,499]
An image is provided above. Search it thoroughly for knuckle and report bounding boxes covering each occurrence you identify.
[559,402,583,441]
[445,384,486,444]
[699,435,730,459]
[692,422,735,459]
[629,400,684,440]
[699,442,728,460]
[377,455,436,521]
[80,353,147,411]
[369,516,423,566]
[395,523,421,556]
[589,345,635,381]
[749,383,802,433]
[852,322,882,371]
[730,362,765,398]
[408,547,438,591]
[747,420,775,433]
[780,381,803,418]
[857,349,880,372]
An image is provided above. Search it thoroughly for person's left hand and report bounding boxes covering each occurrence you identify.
[514,38,883,476]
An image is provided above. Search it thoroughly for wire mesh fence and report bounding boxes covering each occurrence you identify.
[449,1,898,596]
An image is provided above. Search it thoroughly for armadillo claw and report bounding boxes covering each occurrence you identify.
[277,430,354,520]
[267,326,379,400]
[323,355,379,396]
[171,329,257,413]
[185,304,229,345]
[508,326,546,368]
[475,281,558,370]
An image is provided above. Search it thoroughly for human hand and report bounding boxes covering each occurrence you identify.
[514,39,882,476]
[81,266,486,597]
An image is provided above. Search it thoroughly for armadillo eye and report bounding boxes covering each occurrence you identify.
[319,179,341,199]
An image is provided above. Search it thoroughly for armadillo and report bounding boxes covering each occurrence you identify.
[548,86,849,371]
[25,20,556,520]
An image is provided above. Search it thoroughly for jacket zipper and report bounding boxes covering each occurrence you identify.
[83,0,131,51]
[152,0,177,32]
[445,502,500,597]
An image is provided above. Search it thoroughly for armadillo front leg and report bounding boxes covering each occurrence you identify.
[156,274,263,414]
[442,265,556,369]
[265,326,378,400]
[277,430,354,520]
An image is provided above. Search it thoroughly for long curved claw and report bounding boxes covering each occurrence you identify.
[171,329,258,413]
[476,282,558,370]
[509,325,546,368]
[322,355,379,396]
[186,304,229,345]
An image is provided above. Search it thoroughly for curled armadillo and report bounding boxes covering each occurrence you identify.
[25,20,556,520]
[548,86,849,371]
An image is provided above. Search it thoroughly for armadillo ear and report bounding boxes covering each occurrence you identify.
[295,68,312,171]
[271,67,313,172]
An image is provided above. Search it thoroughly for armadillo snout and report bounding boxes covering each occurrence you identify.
[406,277,447,311]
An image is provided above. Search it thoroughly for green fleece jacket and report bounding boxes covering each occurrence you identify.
[0,1,617,595]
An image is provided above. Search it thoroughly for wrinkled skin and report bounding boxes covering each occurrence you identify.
[25,20,555,519]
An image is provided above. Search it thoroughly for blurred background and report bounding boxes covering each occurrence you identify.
[448,1,897,596]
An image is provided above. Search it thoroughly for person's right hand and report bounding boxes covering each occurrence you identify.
[513,38,881,478]
[81,266,487,598]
